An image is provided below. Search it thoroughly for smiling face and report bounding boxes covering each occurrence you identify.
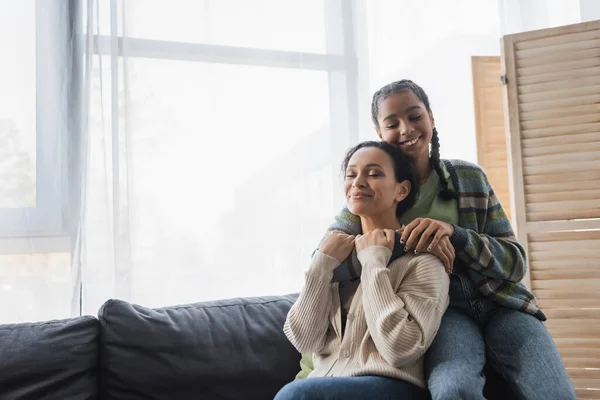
[343,147,410,219]
[374,90,435,163]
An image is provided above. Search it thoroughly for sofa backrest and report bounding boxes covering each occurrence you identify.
[98,294,301,400]
[0,316,99,399]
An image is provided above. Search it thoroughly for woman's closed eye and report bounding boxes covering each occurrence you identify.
[409,114,423,122]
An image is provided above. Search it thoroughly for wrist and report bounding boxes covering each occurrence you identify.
[450,225,468,250]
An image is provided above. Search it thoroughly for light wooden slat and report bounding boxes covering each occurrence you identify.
[516,37,600,59]
[524,170,600,185]
[517,47,600,69]
[530,238,600,251]
[518,66,600,86]
[532,279,600,290]
[576,388,600,399]
[518,73,600,96]
[519,84,600,105]
[521,111,600,130]
[518,57,600,77]
[540,298,600,309]
[558,339,600,350]
[536,288,600,302]
[530,249,598,261]
[533,269,600,280]
[562,358,600,369]
[522,122,600,140]
[571,378,600,389]
[526,189,600,203]
[528,220,600,234]
[559,348,600,360]
[542,308,600,319]
[523,141,600,158]
[529,230,600,242]
[524,160,600,175]
[524,151,600,167]
[522,132,600,150]
[531,263,598,276]
[561,357,600,367]
[515,27,600,51]
[521,103,600,121]
[527,180,600,194]
[528,209,600,222]
[546,318,600,328]
[519,94,600,113]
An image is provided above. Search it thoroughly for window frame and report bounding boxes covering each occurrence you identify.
[0,1,71,253]
[0,0,366,254]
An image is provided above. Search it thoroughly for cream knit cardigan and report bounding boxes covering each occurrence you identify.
[284,246,450,389]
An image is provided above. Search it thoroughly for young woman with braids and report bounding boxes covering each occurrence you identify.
[294,80,575,400]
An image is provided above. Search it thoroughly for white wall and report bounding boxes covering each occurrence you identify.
[360,0,590,164]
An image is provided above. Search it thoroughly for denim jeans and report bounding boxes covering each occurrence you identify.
[425,273,576,400]
[274,376,428,400]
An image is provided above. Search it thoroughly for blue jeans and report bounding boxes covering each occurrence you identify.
[425,274,576,400]
[274,376,428,400]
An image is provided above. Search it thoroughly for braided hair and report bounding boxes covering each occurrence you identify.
[371,80,458,200]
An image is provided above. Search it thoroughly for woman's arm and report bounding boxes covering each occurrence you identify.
[402,170,526,283]
[284,232,355,354]
[358,242,449,368]
[283,251,338,354]
[322,208,363,281]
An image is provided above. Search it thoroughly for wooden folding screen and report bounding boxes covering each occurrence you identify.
[472,56,512,223]
[501,20,600,399]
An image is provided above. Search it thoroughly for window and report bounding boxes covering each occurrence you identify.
[0,1,69,245]
[1,0,363,321]
[80,0,361,311]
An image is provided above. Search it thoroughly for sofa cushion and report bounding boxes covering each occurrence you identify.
[98,294,301,400]
[0,316,99,400]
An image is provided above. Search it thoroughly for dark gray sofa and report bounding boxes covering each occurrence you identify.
[0,293,513,399]
[0,294,300,400]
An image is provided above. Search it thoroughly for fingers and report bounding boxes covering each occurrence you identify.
[384,229,395,250]
[440,239,455,273]
[443,244,454,273]
[415,224,437,253]
[400,219,420,244]
[439,248,451,272]
[405,220,428,250]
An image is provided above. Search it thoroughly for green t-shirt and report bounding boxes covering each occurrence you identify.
[295,164,459,380]
[399,162,459,227]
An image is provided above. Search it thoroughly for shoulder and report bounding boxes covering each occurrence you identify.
[442,159,491,190]
[389,254,447,284]
[443,159,485,175]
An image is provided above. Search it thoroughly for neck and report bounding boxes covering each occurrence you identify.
[414,155,432,184]
[360,212,403,233]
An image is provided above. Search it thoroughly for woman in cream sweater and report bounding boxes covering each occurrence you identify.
[275,141,450,400]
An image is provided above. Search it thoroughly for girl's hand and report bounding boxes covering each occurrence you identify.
[319,231,356,263]
[401,218,454,253]
[428,236,455,273]
[355,229,395,253]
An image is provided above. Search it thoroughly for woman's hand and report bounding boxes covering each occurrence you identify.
[319,231,356,263]
[401,218,454,253]
[355,229,395,253]
[428,236,455,273]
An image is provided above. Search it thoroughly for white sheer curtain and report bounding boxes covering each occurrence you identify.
[77,0,356,315]
[1,0,597,323]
